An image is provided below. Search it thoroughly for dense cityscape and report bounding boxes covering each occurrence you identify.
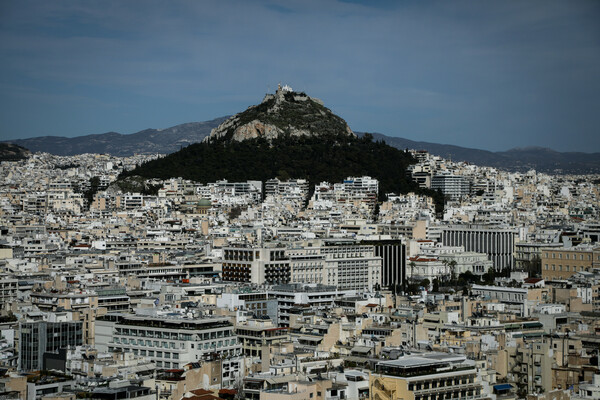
[2,2,600,400]
[0,140,599,400]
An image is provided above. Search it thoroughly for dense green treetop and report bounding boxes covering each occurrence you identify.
[121,133,444,213]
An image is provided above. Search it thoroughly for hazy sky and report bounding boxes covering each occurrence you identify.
[1,0,599,152]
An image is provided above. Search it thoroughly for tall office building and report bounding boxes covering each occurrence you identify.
[361,239,406,290]
[19,320,83,371]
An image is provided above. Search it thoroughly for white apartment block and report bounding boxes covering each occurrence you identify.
[431,173,470,199]
[95,314,242,369]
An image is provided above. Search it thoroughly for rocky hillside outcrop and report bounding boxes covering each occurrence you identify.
[204,85,354,142]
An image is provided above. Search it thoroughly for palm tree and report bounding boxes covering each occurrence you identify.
[409,261,416,285]
[448,260,457,283]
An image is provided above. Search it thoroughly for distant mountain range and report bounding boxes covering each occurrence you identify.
[356,133,600,174]
[4,116,599,174]
[5,117,227,157]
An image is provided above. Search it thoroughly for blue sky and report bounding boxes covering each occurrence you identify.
[1,0,599,152]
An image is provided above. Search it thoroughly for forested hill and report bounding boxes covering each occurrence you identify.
[121,133,444,212]
[0,143,31,161]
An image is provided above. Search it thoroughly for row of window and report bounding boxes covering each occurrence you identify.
[114,337,180,348]
[114,327,231,340]
[545,252,591,260]
[114,336,238,349]
[544,264,590,272]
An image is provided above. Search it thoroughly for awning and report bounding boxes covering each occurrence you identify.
[128,363,155,373]
[298,335,323,342]
[494,384,513,391]
[351,346,373,354]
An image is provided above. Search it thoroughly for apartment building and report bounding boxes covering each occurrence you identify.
[30,291,98,312]
[471,284,543,317]
[217,291,276,319]
[313,176,378,206]
[95,313,242,369]
[267,284,352,326]
[265,178,309,199]
[370,353,489,400]
[211,180,263,203]
[514,242,563,272]
[235,317,289,358]
[431,173,470,199]
[0,275,17,313]
[511,339,553,395]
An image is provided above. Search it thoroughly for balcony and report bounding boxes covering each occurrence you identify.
[414,381,479,395]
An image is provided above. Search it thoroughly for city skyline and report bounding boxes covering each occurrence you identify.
[1,0,599,152]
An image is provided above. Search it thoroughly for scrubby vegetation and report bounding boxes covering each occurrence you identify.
[113,176,162,195]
